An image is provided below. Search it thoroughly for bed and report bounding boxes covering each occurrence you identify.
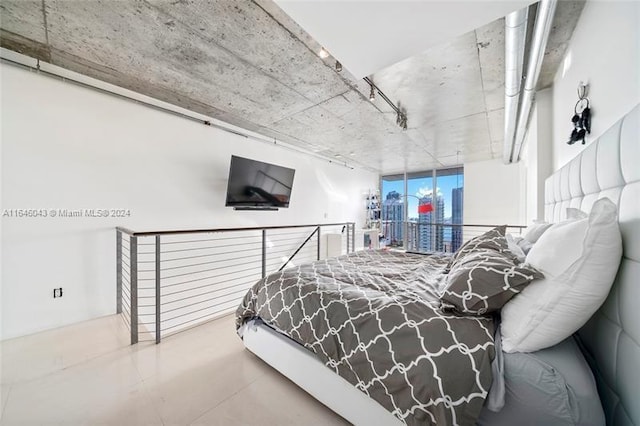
[236,103,639,426]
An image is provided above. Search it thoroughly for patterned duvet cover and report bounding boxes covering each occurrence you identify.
[236,249,495,426]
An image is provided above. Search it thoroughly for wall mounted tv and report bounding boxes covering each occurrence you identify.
[225,155,295,211]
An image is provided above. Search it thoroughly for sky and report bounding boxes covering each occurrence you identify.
[382,172,463,219]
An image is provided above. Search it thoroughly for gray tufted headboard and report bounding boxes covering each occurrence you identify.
[544,103,639,426]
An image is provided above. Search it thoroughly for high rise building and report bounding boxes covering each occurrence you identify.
[382,191,404,246]
[417,192,444,251]
[451,187,464,252]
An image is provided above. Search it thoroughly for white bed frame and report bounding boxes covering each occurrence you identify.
[242,104,640,426]
[240,320,402,425]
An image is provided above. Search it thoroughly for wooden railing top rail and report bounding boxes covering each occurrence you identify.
[116,222,355,237]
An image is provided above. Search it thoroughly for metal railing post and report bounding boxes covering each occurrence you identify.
[155,235,161,344]
[116,230,122,314]
[351,223,355,253]
[346,223,350,253]
[261,229,266,278]
[317,226,321,261]
[130,236,138,345]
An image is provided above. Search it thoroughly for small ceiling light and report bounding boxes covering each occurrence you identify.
[369,84,376,102]
[319,47,329,59]
[335,61,342,72]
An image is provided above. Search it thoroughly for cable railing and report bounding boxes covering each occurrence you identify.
[116,222,356,344]
[381,221,526,253]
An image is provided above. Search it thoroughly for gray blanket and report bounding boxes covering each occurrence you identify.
[236,249,495,425]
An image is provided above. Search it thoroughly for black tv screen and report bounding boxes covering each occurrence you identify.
[225,155,295,209]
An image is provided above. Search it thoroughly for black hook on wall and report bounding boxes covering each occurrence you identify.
[567,82,592,145]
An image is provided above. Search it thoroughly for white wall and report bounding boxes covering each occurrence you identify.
[1,64,377,339]
[551,0,640,170]
[521,88,553,223]
[463,158,526,226]
[521,109,538,224]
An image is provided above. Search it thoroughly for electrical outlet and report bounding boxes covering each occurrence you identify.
[53,288,63,298]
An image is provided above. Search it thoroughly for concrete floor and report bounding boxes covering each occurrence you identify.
[0,314,348,425]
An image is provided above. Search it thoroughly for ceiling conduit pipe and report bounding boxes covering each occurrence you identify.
[503,7,529,165]
[511,0,558,162]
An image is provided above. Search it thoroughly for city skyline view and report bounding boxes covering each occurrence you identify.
[380,170,464,251]
[382,172,464,220]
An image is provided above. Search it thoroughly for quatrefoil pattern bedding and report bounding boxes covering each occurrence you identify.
[236,250,495,426]
[441,249,542,315]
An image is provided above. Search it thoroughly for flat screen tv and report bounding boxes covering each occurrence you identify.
[225,155,295,210]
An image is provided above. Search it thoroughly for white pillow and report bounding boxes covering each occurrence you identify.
[505,233,526,262]
[501,198,622,353]
[522,221,553,243]
[566,207,587,220]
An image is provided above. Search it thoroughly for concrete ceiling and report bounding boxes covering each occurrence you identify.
[0,0,584,174]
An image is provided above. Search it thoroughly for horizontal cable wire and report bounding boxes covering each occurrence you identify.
[161,269,260,289]
[270,230,316,237]
[160,300,237,323]
[161,272,259,297]
[158,236,262,246]
[162,263,260,280]
[266,246,316,256]
[161,245,262,256]
[265,234,311,243]
[161,234,263,246]
[161,287,247,315]
[161,251,261,263]
[161,308,234,334]
[160,256,261,272]
[161,281,251,305]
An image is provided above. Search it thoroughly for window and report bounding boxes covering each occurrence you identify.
[436,168,464,252]
[407,171,434,251]
[381,175,404,247]
[380,167,463,252]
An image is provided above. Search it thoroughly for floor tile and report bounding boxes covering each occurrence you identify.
[0,385,10,421]
[1,315,129,386]
[1,313,346,425]
[1,348,161,425]
[141,347,270,425]
[190,366,349,426]
[128,314,242,381]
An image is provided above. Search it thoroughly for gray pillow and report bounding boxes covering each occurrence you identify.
[441,249,543,315]
[450,226,508,268]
